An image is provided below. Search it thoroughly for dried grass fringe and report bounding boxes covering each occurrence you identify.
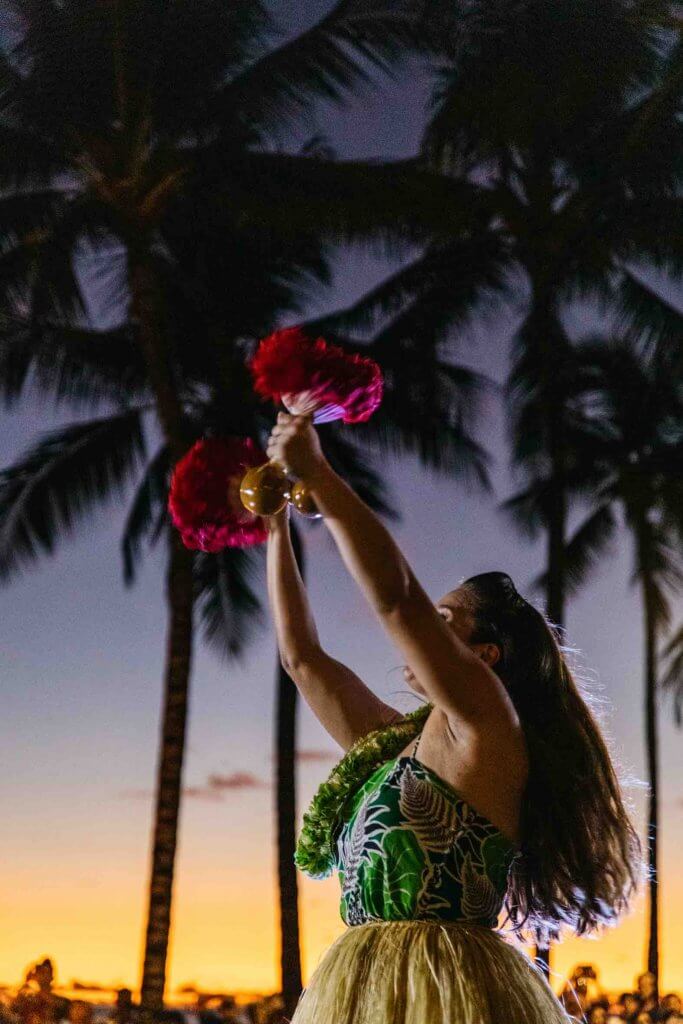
[288,919,571,1024]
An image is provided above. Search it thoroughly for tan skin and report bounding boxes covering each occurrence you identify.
[265,413,528,845]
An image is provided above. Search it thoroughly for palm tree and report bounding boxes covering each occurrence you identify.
[314,0,683,972]
[0,317,491,1015]
[509,336,683,990]
[0,273,492,1024]
[662,623,683,725]
[0,1,486,1015]
[566,338,682,991]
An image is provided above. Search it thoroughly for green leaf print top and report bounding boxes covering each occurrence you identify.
[333,732,518,927]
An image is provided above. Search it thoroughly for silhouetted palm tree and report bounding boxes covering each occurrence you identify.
[316,0,683,972]
[0,274,492,1022]
[662,623,683,725]
[0,320,490,1016]
[509,337,683,989]
[567,338,682,990]
[0,1,484,1015]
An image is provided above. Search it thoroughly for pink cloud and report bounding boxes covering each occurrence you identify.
[118,771,269,803]
[266,748,338,764]
[183,785,224,802]
[295,748,338,762]
[206,772,269,791]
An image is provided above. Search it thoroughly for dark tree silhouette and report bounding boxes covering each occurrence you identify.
[315,0,683,974]
[0,1,476,1015]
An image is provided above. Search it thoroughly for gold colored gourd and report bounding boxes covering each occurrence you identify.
[240,461,290,516]
[239,461,320,518]
[289,479,319,517]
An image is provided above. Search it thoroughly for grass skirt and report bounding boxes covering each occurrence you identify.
[288,919,571,1024]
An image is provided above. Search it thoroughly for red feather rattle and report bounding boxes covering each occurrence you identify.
[167,328,383,551]
[240,327,383,517]
[169,436,269,551]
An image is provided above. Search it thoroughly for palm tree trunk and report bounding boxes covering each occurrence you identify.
[535,462,565,979]
[128,253,187,460]
[127,248,195,1023]
[276,522,304,1020]
[139,531,195,1022]
[641,560,660,992]
[533,280,568,979]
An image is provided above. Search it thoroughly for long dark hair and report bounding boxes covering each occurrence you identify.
[463,571,642,942]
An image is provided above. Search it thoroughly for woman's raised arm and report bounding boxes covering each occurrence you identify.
[265,506,402,751]
[267,415,518,737]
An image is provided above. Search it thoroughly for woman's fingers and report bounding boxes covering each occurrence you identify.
[267,415,317,467]
[269,422,296,437]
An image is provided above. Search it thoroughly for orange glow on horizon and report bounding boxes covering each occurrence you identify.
[2,871,681,1002]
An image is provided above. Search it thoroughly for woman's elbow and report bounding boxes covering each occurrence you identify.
[279,648,299,676]
[279,643,320,677]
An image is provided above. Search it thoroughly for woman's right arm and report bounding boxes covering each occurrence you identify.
[266,509,402,751]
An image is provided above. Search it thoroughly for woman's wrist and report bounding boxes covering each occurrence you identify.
[265,507,291,535]
[299,455,335,491]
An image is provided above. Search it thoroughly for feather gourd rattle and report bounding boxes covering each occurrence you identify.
[168,327,382,550]
[239,327,383,518]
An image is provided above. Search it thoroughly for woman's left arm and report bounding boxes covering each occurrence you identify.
[267,415,518,736]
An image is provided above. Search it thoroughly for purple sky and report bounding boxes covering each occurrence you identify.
[1,0,682,995]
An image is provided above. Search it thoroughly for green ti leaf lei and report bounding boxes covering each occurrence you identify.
[294,702,433,879]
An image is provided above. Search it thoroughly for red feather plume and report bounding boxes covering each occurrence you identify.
[249,326,383,423]
[169,437,268,551]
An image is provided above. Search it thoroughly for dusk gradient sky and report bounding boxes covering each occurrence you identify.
[1,0,682,1002]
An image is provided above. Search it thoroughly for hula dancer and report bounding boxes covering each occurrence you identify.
[266,412,641,1024]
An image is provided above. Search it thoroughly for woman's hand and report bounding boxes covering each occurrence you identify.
[266,412,327,481]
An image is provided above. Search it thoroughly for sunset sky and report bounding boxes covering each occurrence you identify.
[1,0,682,1004]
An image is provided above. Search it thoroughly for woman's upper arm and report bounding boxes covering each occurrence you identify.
[382,570,518,734]
[287,647,403,752]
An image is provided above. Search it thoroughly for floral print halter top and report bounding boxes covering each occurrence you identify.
[333,731,518,927]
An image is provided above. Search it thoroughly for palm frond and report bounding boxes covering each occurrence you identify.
[0,188,68,240]
[0,123,68,189]
[0,410,145,581]
[0,205,88,325]
[423,0,658,172]
[369,387,492,487]
[0,42,25,113]
[193,547,264,661]
[213,0,423,138]
[660,474,683,549]
[378,352,492,485]
[662,622,683,728]
[502,480,553,541]
[7,0,120,137]
[631,526,683,630]
[192,152,490,251]
[157,196,332,340]
[122,444,170,585]
[318,426,395,520]
[609,35,683,195]
[324,232,511,349]
[615,196,683,276]
[0,314,147,407]
[615,269,683,368]
[142,0,272,138]
[308,250,444,338]
[536,502,618,597]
